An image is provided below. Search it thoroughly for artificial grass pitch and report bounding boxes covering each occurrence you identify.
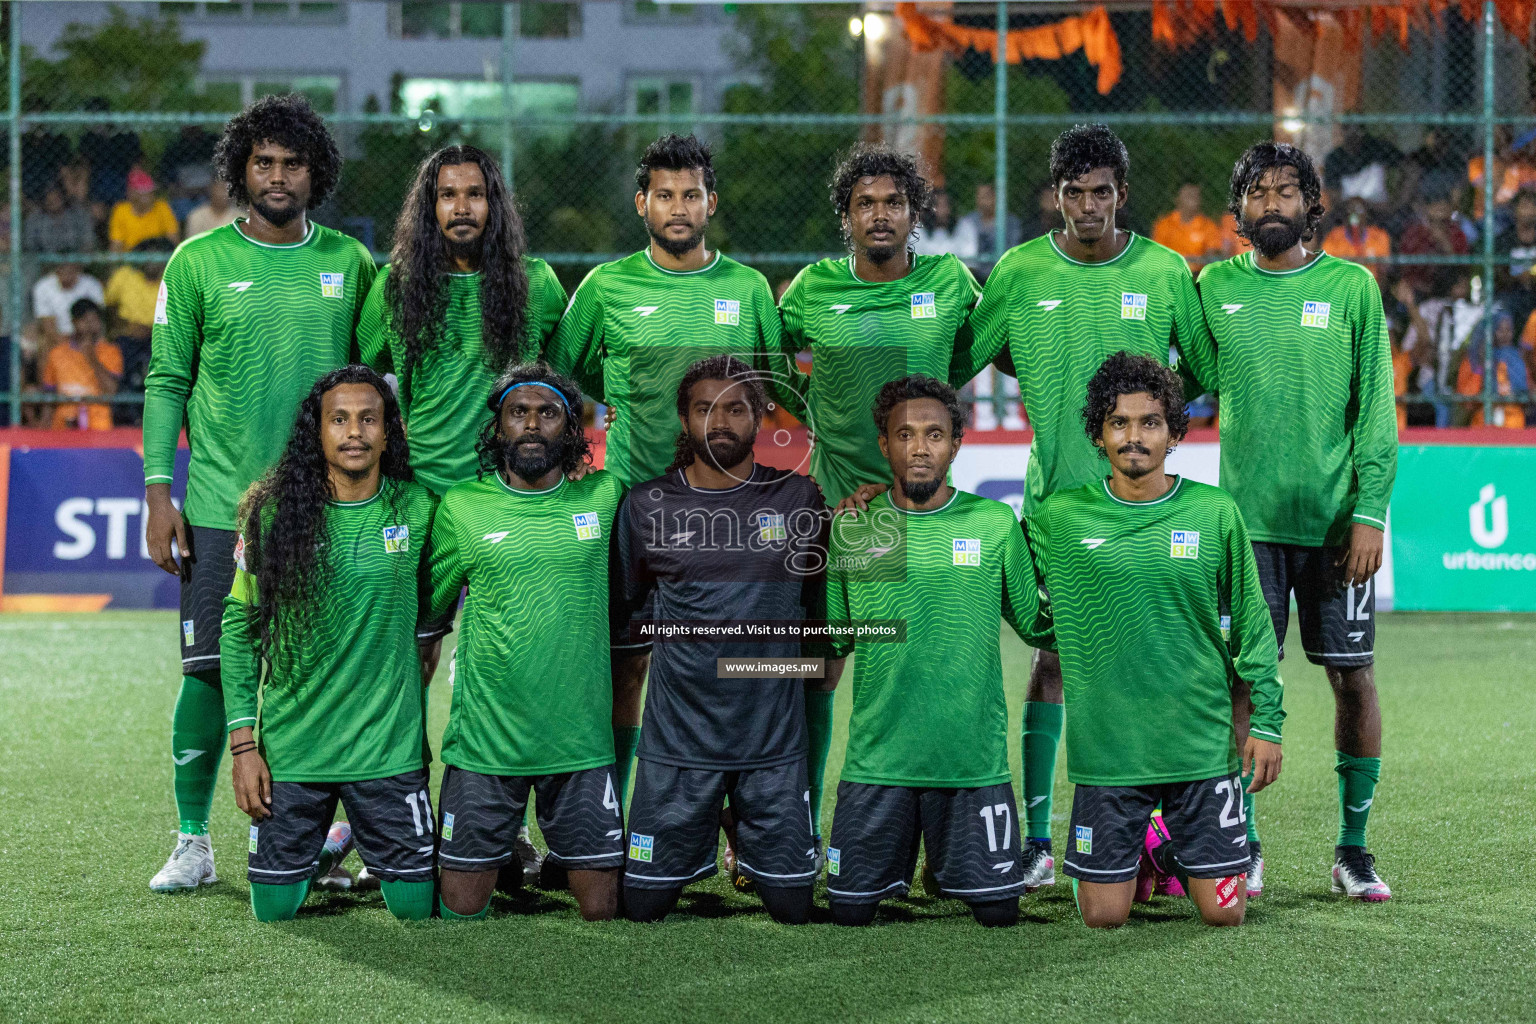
[1,611,1532,1023]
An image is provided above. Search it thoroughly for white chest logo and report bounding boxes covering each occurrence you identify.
[1221,303,1243,315]
[573,513,601,541]
[1037,299,1063,311]
[633,305,658,317]
[227,281,254,293]
[952,539,981,566]
[1080,538,1107,550]
[1301,301,1331,329]
[829,303,852,314]
[482,531,509,544]
[319,272,344,299]
[713,299,740,326]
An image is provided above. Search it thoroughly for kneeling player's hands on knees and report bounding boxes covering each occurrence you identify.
[1243,737,1282,794]
[834,483,889,517]
[1337,523,1384,587]
[229,727,273,820]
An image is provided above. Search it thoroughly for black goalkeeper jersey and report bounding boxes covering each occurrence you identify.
[617,463,830,770]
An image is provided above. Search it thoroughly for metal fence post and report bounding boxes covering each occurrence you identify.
[8,1,22,428]
[1481,0,1495,426]
[501,2,517,190]
[991,0,1008,427]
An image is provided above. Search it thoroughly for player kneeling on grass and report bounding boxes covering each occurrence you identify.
[222,366,439,923]
[427,365,626,921]
[823,375,1050,928]
[618,356,833,925]
[1026,353,1284,929]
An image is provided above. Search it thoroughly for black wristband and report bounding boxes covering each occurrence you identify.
[230,742,257,756]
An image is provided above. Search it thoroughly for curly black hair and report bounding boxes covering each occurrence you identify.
[1081,351,1189,456]
[1228,140,1326,243]
[668,354,769,471]
[1049,123,1130,190]
[474,362,591,478]
[871,374,966,440]
[385,145,530,383]
[213,93,342,209]
[238,365,412,677]
[636,132,716,195]
[829,143,933,251]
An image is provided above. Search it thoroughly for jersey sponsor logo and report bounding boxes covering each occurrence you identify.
[1036,299,1063,311]
[829,303,852,314]
[482,531,509,544]
[319,272,345,299]
[1120,292,1148,320]
[1074,825,1092,855]
[1080,537,1107,550]
[154,280,169,325]
[234,534,247,572]
[910,292,937,319]
[632,305,659,317]
[1221,303,1243,315]
[757,513,787,542]
[172,748,205,765]
[383,524,410,553]
[714,298,741,325]
[441,813,455,842]
[573,512,602,541]
[628,833,655,862]
[249,824,260,854]
[1170,529,1200,559]
[227,281,254,293]
[1301,300,1331,329]
[827,847,841,876]
[182,619,196,647]
[952,538,980,566]
[1220,613,1232,640]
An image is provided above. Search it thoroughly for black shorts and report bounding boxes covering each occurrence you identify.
[825,780,1026,906]
[437,764,625,871]
[179,525,239,674]
[1252,541,1375,669]
[1062,775,1251,885]
[247,769,436,884]
[624,758,816,890]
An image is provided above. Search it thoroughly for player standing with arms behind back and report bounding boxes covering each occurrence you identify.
[143,94,375,891]
[546,133,802,807]
[1199,142,1396,901]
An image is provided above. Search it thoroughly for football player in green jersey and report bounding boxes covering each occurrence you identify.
[1200,142,1396,901]
[825,376,1050,928]
[1028,353,1282,929]
[428,366,625,922]
[778,144,980,856]
[546,133,800,807]
[145,94,376,892]
[222,366,437,922]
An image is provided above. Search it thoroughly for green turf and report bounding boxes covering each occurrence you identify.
[1,612,1533,1023]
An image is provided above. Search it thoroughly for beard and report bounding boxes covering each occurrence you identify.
[649,217,708,258]
[864,240,904,265]
[251,193,302,227]
[900,473,943,504]
[684,428,755,473]
[1115,443,1158,479]
[443,220,484,261]
[496,433,571,483]
[1245,211,1306,258]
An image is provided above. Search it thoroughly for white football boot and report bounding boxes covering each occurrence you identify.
[149,833,217,892]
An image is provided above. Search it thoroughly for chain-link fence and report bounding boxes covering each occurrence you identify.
[2,1,1533,429]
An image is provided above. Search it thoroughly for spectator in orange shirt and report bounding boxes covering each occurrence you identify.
[1151,182,1222,271]
[1455,308,1527,428]
[41,298,122,430]
[1323,197,1393,285]
[108,168,179,253]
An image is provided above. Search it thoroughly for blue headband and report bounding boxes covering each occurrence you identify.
[496,380,574,418]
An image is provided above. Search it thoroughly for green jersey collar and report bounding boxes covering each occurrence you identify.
[1049,230,1138,268]
[328,483,383,508]
[1246,250,1329,276]
[1101,475,1183,507]
[884,487,959,515]
[496,471,566,497]
[644,248,721,276]
[845,252,917,284]
[233,218,317,250]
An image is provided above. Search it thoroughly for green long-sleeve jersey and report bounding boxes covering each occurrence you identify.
[956,233,1217,514]
[427,470,623,776]
[144,220,376,528]
[1027,476,1283,787]
[1197,251,1397,546]
[779,253,981,503]
[826,489,1051,788]
[544,249,803,487]
[357,259,568,495]
[220,478,437,783]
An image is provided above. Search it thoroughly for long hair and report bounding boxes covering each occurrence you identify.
[474,363,592,479]
[667,354,769,471]
[384,145,531,381]
[238,365,412,676]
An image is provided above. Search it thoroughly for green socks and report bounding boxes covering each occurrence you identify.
[804,689,836,838]
[1240,765,1259,844]
[1023,701,1064,841]
[380,880,435,921]
[172,672,226,834]
[251,880,310,922]
[613,726,642,800]
[1335,751,1381,848]
[438,897,490,920]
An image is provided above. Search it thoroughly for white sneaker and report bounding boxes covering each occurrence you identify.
[1332,846,1392,902]
[1021,840,1055,891]
[515,825,544,879]
[150,833,217,892]
[1246,844,1264,898]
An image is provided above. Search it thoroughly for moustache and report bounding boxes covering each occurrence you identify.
[1117,444,1150,455]
[447,219,479,230]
